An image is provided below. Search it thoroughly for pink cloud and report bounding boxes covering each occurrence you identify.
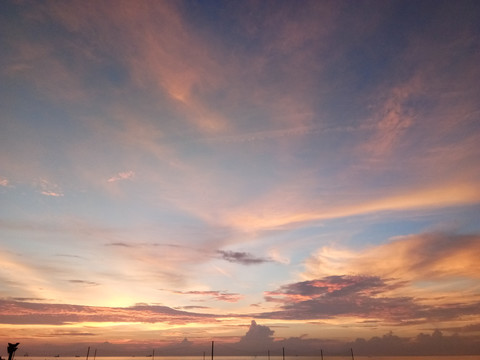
[0,299,217,326]
[46,0,229,133]
[0,176,8,187]
[261,273,480,325]
[107,171,135,183]
[38,178,64,197]
[222,180,480,232]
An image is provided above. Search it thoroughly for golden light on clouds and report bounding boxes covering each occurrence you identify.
[1,0,480,356]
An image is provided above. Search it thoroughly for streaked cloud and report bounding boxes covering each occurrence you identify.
[107,171,135,183]
[303,232,480,283]
[171,290,243,303]
[223,182,480,232]
[1,0,479,355]
[0,299,217,325]
[217,250,272,265]
[68,280,99,286]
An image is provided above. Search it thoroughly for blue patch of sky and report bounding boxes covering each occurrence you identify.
[2,1,131,98]
[181,0,274,52]
[348,204,480,248]
[3,95,90,164]
[176,138,291,197]
[1,186,216,250]
[349,219,429,248]
[310,1,442,129]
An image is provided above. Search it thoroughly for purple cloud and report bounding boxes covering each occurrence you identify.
[260,275,480,324]
[0,299,218,325]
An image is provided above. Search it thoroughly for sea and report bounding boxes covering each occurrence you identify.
[19,356,480,360]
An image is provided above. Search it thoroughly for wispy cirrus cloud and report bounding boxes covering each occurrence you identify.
[362,79,418,157]
[107,171,135,183]
[46,0,228,133]
[222,181,480,232]
[170,290,242,303]
[105,242,133,247]
[37,178,63,197]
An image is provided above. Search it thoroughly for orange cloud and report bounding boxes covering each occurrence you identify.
[46,1,228,133]
[222,180,480,232]
[303,232,480,299]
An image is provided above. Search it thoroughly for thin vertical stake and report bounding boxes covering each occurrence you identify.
[211,341,214,360]
[282,347,285,360]
[320,349,323,360]
[350,348,354,360]
[86,347,90,360]
[93,349,96,360]
[268,350,270,360]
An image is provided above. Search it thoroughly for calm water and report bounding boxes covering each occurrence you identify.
[22,356,480,360]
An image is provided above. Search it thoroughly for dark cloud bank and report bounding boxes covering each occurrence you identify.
[261,275,480,325]
[7,320,480,356]
[2,273,480,355]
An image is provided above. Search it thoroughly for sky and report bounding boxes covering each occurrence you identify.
[1,0,480,357]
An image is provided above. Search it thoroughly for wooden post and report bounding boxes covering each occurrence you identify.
[267,350,270,360]
[93,349,96,360]
[85,347,90,360]
[282,347,285,360]
[350,348,354,360]
[211,341,214,360]
[320,349,323,360]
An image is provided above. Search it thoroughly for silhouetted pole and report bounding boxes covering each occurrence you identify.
[320,349,323,360]
[93,349,97,360]
[267,350,270,360]
[350,348,354,360]
[7,343,20,360]
[85,347,90,360]
[203,351,205,360]
[211,341,214,360]
[282,347,285,360]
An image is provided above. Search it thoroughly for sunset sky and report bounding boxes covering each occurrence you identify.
[1,0,480,356]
